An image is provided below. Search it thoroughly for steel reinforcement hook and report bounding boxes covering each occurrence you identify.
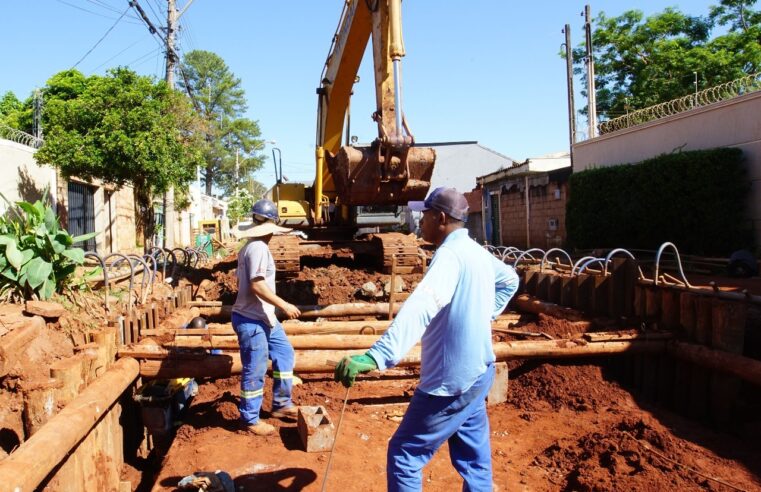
[84,251,109,313]
[654,242,694,288]
[540,248,573,273]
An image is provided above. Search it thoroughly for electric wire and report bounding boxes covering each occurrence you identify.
[72,6,132,69]
[91,38,146,71]
[124,47,162,68]
[56,0,139,23]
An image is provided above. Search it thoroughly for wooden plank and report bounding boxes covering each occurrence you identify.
[709,299,746,428]
[592,275,610,317]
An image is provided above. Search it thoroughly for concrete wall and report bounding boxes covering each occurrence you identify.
[0,139,57,213]
[573,90,761,244]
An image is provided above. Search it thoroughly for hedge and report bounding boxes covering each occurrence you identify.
[566,148,752,256]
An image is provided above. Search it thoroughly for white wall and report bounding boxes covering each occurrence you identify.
[573,91,761,245]
[0,139,56,213]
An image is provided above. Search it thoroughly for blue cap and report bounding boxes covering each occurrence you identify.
[408,187,469,222]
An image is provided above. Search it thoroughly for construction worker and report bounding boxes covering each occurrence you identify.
[232,199,301,435]
[335,187,519,491]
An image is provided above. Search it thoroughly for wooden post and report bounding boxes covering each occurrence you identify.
[535,272,550,301]
[674,292,697,416]
[572,274,594,313]
[546,273,561,304]
[523,269,539,297]
[689,295,713,421]
[388,255,398,320]
[0,316,44,377]
[21,379,62,437]
[709,299,746,428]
[592,275,609,317]
[558,275,574,308]
[656,289,679,408]
[50,354,86,406]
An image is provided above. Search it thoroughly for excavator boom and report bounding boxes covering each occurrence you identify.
[315,0,436,218]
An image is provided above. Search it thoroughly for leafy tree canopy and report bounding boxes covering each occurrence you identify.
[34,67,205,243]
[575,0,761,119]
[178,50,265,197]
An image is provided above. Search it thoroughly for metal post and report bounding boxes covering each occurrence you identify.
[564,24,576,171]
[584,5,598,139]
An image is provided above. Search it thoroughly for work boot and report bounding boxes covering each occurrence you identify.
[240,421,275,436]
[270,405,299,419]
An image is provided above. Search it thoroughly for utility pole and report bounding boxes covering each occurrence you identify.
[583,5,598,139]
[162,0,177,249]
[563,24,576,172]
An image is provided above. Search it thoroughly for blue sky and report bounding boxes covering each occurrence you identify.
[1,0,720,189]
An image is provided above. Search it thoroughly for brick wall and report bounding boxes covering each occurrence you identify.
[499,181,568,249]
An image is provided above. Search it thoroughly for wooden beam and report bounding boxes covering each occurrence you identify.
[139,314,525,338]
[512,294,585,321]
[137,339,668,378]
[0,357,139,491]
[0,316,44,377]
[669,341,761,388]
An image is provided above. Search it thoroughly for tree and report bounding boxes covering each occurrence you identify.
[35,68,205,245]
[575,2,761,119]
[178,50,265,197]
[0,91,31,131]
[226,179,268,224]
[0,91,22,123]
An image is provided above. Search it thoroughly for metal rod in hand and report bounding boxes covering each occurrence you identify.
[321,384,351,492]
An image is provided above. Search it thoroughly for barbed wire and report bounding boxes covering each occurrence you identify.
[599,72,761,135]
[0,123,43,149]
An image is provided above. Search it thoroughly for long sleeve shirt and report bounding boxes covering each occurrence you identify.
[367,228,519,396]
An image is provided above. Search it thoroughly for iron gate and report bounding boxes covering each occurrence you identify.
[67,182,97,252]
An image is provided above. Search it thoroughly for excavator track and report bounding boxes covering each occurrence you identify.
[372,232,421,274]
[269,235,301,275]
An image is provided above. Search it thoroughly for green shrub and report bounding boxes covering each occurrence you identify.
[0,198,96,301]
[567,148,752,256]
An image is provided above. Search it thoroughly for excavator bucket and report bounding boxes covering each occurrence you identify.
[328,144,436,206]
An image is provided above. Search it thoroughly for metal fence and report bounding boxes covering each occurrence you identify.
[0,123,43,148]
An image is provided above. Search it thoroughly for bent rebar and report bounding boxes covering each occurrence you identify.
[104,253,136,310]
[84,251,109,313]
[577,257,607,276]
[540,248,573,273]
[654,242,694,288]
[514,248,545,268]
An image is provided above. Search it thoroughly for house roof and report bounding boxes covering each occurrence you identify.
[478,151,571,184]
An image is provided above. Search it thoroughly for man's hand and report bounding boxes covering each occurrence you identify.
[281,302,301,320]
[334,354,378,387]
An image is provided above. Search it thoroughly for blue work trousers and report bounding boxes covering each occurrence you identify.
[387,363,495,492]
[232,312,295,425]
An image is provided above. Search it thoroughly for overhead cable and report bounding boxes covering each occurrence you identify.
[72,6,132,69]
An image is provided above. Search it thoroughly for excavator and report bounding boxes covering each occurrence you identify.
[268,0,436,274]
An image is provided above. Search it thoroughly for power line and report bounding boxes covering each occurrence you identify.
[56,0,140,23]
[72,6,132,69]
[92,38,146,71]
[124,47,161,67]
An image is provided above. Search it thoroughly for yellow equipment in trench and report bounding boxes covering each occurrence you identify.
[268,0,436,274]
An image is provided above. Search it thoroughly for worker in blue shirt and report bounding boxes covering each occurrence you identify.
[335,187,520,491]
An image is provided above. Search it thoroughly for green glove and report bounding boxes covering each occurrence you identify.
[334,353,378,387]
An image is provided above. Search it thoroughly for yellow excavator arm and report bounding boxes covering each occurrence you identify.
[314,0,436,223]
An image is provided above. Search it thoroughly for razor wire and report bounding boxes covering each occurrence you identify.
[599,72,761,135]
[0,123,43,149]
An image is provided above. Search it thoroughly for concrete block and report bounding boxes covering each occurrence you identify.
[487,362,509,406]
[297,406,335,452]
